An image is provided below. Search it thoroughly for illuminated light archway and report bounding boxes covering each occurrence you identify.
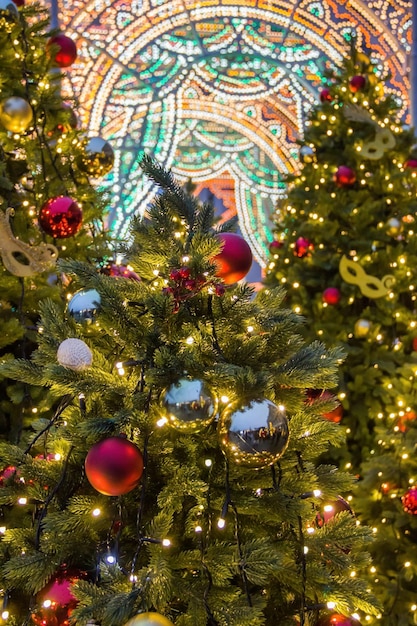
[57,0,412,267]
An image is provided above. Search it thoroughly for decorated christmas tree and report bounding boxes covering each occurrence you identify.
[265,45,417,625]
[0,1,114,441]
[0,156,379,625]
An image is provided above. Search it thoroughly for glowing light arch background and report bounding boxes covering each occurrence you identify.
[57,0,412,269]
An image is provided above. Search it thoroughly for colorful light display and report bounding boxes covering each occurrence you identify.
[56,0,412,266]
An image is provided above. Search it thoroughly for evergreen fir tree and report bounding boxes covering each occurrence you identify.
[0,156,379,626]
[0,2,113,442]
[265,44,417,625]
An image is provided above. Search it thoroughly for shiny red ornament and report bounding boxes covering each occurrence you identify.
[12,0,24,6]
[349,75,366,93]
[294,237,313,258]
[85,436,144,496]
[48,34,77,68]
[33,577,78,626]
[39,196,82,239]
[322,287,341,306]
[412,337,417,351]
[306,389,343,423]
[319,88,333,103]
[404,159,417,170]
[0,465,18,485]
[212,232,253,284]
[317,614,361,626]
[334,165,356,187]
[102,263,140,281]
[402,487,417,514]
[317,495,353,526]
[268,240,283,254]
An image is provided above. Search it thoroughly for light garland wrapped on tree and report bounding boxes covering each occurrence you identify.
[0,156,379,625]
[265,41,417,625]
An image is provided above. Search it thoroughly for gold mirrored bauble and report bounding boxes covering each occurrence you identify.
[124,612,175,625]
[218,398,289,468]
[354,319,372,338]
[299,145,316,164]
[67,288,101,324]
[0,96,33,133]
[161,378,217,433]
[386,217,402,237]
[78,136,114,176]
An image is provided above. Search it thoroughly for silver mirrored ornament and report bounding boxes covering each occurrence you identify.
[0,0,18,19]
[161,378,217,433]
[218,398,289,468]
[68,288,101,324]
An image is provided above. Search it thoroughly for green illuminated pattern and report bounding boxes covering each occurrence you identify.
[58,0,411,266]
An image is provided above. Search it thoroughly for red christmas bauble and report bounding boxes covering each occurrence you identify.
[404,159,417,169]
[319,88,332,103]
[397,410,417,432]
[0,465,18,485]
[322,287,341,305]
[12,0,24,6]
[33,577,78,626]
[294,237,313,258]
[268,240,283,254]
[402,487,417,514]
[334,165,356,187]
[48,34,77,68]
[349,75,366,93]
[212,232,253,284]
[306,389,343,423]
[85,436,144,496]
[317,614,361,626]
[39,196,82,239]
[102,263,140,281]
[412,337,417,351]
[317,496,352,526]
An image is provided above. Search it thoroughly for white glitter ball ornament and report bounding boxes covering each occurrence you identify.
[57,338,93,371]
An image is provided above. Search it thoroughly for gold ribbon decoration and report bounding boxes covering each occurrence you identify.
[0,207,58,277]
[339,255,394,299]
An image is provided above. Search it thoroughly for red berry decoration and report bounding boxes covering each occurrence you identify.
[85,436,144,496]
[404,158,417,170]
[334,165,356,187]
[322,287,341,305]
[212,232,253,284]
[317,614,361,626]
[402,487,417,514]
[102,263,140,281]
[48,33,77,68]
[319,88,332,103]
[294,237,313,258]
[349,75,366,93]
[39,196,82,239]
